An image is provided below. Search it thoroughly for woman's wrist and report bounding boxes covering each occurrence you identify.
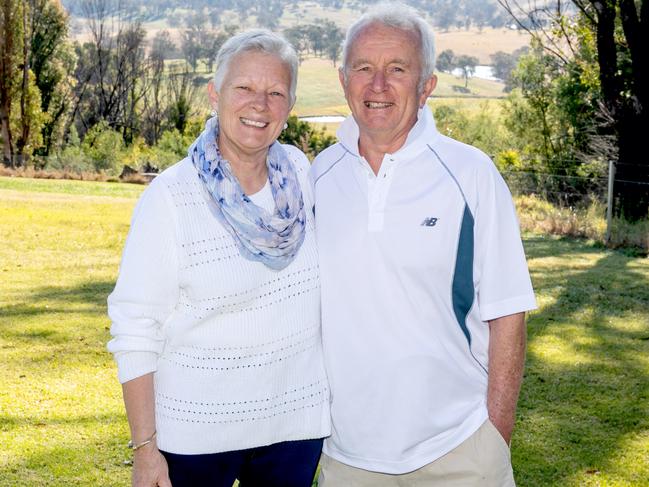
[133,440,158,455]
[129,431,157,451]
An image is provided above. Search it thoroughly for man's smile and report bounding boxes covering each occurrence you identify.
[364,101,394,109]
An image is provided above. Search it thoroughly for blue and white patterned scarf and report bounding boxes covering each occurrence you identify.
[189,116,306,270]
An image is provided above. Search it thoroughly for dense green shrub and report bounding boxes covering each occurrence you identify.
[433,103,508,159]
[278,115,336,160]
[81,122,125,175]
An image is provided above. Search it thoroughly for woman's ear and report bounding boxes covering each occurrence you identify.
[207,80,219,111]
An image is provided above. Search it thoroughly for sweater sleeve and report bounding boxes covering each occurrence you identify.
[107,178,180,383]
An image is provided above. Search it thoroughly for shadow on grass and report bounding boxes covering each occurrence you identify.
[0,411,123,430]
[523,234,605,260]
[0,280,115,344]
[1,417,131,487]
[514,239,649,486]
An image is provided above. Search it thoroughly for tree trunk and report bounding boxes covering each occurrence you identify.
[0,0,15,167]
[15,0,29,167]
[591,0,649,220]
[610,0,648,220]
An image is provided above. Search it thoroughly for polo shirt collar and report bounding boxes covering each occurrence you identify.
[336,105,440,161]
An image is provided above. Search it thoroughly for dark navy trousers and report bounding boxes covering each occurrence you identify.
[161,438,324,487]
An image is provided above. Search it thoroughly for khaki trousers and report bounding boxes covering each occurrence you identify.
[318,420,515,487]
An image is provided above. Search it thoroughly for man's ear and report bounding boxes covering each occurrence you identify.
[207,80,219,111]
[338,68,346,91]
[419,74,437,107]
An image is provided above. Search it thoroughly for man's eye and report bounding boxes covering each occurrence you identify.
[390,66,405,73]
[270,91,285,97]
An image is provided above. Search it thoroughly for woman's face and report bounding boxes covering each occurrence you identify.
[210,51,293,162]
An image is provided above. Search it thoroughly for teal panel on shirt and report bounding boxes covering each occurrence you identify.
[452,204,475,345]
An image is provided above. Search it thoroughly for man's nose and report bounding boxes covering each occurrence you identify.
[371,71,387,92]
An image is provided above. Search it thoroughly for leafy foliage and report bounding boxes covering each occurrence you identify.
[278,115,336,160]
[498,0,649,220]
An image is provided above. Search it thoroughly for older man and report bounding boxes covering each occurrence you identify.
[310,3,537,486]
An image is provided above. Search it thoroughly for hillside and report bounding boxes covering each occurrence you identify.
[66,0,530,66]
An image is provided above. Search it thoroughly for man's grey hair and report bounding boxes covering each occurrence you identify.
[213,29,298,105]
[340,2,436,93]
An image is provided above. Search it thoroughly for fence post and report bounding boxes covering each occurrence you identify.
[606,159,616,245]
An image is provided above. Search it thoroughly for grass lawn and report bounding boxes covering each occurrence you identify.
[1,177,648,486]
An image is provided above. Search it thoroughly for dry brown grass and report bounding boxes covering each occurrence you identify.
[0,166,147,184]
[515,194,648,254]
[610,218,649,252]
[436,27,531,64]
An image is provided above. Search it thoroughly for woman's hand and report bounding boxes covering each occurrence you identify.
[132,444,172,487]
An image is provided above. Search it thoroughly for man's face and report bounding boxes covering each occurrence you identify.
[340,23,436,146]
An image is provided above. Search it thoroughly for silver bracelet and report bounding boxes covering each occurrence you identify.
[128,431,156,451]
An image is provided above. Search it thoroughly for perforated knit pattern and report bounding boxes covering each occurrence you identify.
[108,146,330,455]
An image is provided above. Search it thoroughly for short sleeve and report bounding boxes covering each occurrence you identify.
[474,164,537,321]
[107,179,180,383]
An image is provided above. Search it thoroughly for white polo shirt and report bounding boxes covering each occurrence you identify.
[310,107,537,474]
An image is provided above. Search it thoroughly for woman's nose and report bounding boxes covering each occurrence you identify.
[250,91,269,110]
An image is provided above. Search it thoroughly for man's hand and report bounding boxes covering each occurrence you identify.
[487,312,526,445]
[132,444,172,487]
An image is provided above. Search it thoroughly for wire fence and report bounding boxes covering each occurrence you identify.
[501,160,649,206]
[498,161,649,250]
[502,170,609,205]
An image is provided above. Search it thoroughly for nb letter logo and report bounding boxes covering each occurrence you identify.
[421,217,438,227]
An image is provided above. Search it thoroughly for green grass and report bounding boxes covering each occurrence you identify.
[0,177,144,199]
[1,177,648,486]
[515,235,649,486]
[294,57,350,117]
[0,180,142,486]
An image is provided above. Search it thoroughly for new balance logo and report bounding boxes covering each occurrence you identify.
[421,217,438,227]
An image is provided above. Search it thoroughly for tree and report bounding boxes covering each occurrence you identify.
[0,0,65,166]
[256,0,283,30]
[30,0,74,157]
[203,30,228,73]
[436,49,456,73]
[283,25,309,64]
[68,0,151,145]
[305,23,325,56]
[491,47,528,91]
[323,20,343,67]
[278,115,335,160]
[167,67,197,134]
[465,0,498,31]
[433,0,458,31]
[498,0,649,220]
[456,54,479,88]
[141,43,165,145]
[150,30,176,61]
[0,0,19,165]
[181,26,202,72]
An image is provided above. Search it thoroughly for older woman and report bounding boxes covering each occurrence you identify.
[107,30,330,487]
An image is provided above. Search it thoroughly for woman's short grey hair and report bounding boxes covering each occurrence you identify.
[340,2,436,93]
[213,29,298,105]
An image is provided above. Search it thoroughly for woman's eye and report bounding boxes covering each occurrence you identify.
[237,86,251,91]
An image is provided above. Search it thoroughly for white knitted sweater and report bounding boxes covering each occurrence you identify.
[107,145,330,454]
